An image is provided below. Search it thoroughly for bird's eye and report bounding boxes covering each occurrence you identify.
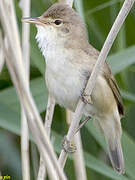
[54,19,62,25]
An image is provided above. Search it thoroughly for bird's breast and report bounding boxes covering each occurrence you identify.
[45,49,86,111]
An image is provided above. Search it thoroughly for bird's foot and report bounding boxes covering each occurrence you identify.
[62,136,76,153]
[81,92,93,104]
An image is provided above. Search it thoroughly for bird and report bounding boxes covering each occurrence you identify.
[23,2,125,174]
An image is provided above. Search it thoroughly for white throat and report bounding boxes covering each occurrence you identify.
[36,26,54,58]
[35,25,65,61]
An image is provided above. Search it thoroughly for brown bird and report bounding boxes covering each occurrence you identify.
[23,2,125,173]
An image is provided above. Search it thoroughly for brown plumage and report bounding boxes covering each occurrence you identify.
[23,2,125,173]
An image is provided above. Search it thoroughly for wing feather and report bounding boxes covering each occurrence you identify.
[103,62,124,117]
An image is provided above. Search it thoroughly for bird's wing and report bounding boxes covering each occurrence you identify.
[83,45,124,117]
[103,62,124,117]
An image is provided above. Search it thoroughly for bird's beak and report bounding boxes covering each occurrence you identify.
[22,17,44,26]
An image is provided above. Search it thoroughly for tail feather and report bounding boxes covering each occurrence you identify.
[96,114,125,174]
[107,137,125,174]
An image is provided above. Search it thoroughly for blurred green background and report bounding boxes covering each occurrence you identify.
[0,0,135,179]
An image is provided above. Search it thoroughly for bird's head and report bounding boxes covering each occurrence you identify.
[22,2,87,49]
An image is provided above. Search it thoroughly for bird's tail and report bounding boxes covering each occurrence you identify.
[107,134,125,174]
[96,113,125,174]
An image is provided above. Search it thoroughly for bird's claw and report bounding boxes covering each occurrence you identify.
[62,136,77,153]
[81,92,93,104]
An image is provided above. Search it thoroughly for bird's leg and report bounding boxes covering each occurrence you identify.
[75,116,91,134]
[62,92,91,154]
[81,91,93,105]
[62,116,91,153]
[62,136,77,153]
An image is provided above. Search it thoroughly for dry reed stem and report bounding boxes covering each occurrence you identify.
[2,2,31,179]
[73,132,87,180]
[19,0,31,179]
[66,110,87,180]
[21,111,30,180]
[37,95,55,180]
[44,96,55,136]
[59,0,135,167]
[0,1,67,179]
